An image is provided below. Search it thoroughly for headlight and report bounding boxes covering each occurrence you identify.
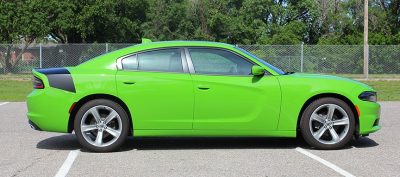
[358,91,377,102]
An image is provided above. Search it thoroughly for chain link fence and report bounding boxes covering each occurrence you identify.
[1,43,399,76]
[240,45,400,75]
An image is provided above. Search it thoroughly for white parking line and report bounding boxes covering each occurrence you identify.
[0,102,9,106]
[54,150,80,177]
[296,147,355,177]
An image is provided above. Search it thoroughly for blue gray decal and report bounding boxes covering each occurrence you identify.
[36,68,76,93]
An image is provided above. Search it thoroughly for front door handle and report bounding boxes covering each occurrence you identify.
[197,85,210,90]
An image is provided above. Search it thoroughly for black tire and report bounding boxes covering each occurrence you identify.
[300,97,355,150]
[74,99,129,152]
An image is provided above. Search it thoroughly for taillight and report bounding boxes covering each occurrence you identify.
[33,77,44,89]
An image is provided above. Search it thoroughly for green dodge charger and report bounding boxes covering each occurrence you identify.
[27,40,380,152]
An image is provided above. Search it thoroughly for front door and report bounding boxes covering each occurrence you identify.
[187,48,281,131]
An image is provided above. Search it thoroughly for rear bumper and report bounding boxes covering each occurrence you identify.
[26,89,75,133]
[28,120,42,131]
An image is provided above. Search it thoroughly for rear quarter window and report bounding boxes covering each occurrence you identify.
[121,48,183,73]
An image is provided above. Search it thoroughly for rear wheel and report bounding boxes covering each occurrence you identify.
[300,97,355,150]
[74,99,129,152]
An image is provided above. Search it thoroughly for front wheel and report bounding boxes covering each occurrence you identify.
[300,97,355,150]
[74,99,129,152]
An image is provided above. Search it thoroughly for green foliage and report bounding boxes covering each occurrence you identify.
[0,0,399,45]
[0,0,49,43]
[0,0,55,73]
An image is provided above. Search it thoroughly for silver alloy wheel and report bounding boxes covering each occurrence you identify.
[80,105,122,147]
[309,104,350,145]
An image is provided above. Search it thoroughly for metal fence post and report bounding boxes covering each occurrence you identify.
[363,0,369,79]
[39,43,42,68]
[106,43,109,53]
[300,42,304,72]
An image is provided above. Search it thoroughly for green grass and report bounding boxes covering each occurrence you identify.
[0,74,32,81]
[362,80,400,101]
[0,75,399,101]
[0,80,32,101]
[335,74,400,79]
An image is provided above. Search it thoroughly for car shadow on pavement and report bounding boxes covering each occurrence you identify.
[120,137,307,151]
[36,134,80,150]
[351,137,380,148]
[36,134,379,152]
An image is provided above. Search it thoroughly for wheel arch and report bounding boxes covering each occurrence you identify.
[296,93,359,136]
[68,94,133,135]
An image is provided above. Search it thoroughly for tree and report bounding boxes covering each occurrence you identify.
[0,0,50,73]
[141,0,189,41]
[2,0,400,48]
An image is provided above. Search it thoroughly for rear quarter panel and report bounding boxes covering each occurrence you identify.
[28,70,77,132]
[27,59,119,133]
[70,68,118,98]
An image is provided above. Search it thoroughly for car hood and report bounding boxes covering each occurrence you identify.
[282,73,374,90]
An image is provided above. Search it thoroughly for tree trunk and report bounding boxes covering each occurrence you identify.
[3,46,13,74]
[11,42,31,73]
[197,1,209,37]
[2,42,32,74]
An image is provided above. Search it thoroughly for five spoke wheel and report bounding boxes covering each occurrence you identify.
[80,105,122,147]
[300,97,355,149]
[309,104,349,145]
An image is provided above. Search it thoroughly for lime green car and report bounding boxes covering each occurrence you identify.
[27,41,380,152]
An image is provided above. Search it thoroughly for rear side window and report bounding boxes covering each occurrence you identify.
[121,55,138,70]
[122,48,183,73]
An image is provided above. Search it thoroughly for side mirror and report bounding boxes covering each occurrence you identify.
[251,65,265,76]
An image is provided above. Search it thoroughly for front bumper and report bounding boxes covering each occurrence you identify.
[357,101,381,135]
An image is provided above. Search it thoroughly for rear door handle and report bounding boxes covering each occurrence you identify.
[197,85,210,90]
[123,81,136,85]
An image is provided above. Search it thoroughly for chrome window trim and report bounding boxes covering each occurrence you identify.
[116,46,271,76]
[183,48,196,74]
[116,57,125,70]
[180,48,189,73]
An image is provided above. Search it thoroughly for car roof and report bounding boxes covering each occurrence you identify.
[75,40,239,71]
[131,40,235,50]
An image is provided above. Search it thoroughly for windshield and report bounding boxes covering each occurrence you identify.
[235,47,285,75]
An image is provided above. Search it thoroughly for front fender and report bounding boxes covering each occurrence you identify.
[276,74,360,132]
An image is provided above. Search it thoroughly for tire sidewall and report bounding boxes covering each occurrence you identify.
[300,97,356,150]
[74,99,129,152]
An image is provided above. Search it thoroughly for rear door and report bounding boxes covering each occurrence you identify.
[186,47,281,131]
[116,48,194,130]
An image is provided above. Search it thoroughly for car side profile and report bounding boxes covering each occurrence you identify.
[27,40,381,152]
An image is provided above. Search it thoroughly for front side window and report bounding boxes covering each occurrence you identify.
[122,48,183,73]
[188,48,254,75]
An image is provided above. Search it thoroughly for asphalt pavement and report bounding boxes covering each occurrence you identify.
[0,102,399,177]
